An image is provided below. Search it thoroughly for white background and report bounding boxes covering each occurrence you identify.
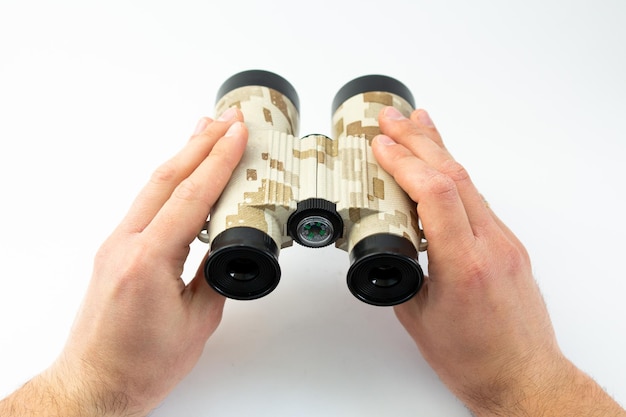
[1,0,625,415]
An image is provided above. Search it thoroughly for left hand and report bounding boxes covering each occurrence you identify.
[48,108,247,416]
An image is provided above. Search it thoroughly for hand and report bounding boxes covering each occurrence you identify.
[371,107,626,416]
[4,108,248,417]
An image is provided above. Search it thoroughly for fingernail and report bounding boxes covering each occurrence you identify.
[224,121,243,138]
[218,107,238,122]
[417,109,435,127]
[384,106,406,120]
[193,117,209,135]
[375,134,397,146]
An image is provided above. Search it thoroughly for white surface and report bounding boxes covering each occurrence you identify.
[1,0,625,415]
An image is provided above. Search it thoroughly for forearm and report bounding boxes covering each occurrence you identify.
[0,365,140,417]
[466,359,626,417]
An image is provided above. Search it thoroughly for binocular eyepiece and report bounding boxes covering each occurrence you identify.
[200,70,426,306]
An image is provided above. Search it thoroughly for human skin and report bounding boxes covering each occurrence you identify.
[1,106,624,417]
[371,106,626,416]
[0,108,247,417]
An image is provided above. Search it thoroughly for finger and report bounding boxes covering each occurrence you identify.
[410,108,446,149]
[394,276,429,332]
[185,255,226,335]
[187,274,226,324]
[378,107,495,233]
[403,109,525,249]
[120,108,242,234]
[485,206,530,256]
[371,134,476,261]
[143,121,248,253]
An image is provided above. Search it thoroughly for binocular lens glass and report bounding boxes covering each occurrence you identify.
[206,71,424,306]
[206,227,281,300]
[347,234,424,306]
[227,258,260,282]
[369,265,401,288]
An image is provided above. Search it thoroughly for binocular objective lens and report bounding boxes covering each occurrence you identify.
[227,258,260,282]
[296,216,334,248]
[368,265,401,288]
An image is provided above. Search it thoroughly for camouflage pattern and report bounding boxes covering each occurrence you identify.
[215,85,299,136]
[206,86,424,255]
[331,92,422,252]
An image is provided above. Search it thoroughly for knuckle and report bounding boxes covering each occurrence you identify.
[93,240,113,270]
[459,251,495,288]
[119,246,149,279]
[439,158,470,183]
[173,177,203,202]
[151,159,179,185]
[94,238,153,291]
[423,171,458,200]
[173,176,216,209]
[500,243,531,276]
[460,239,531,289]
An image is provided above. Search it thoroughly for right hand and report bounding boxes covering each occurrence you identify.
[371,106,625,416]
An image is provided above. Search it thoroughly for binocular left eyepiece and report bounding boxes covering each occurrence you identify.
[200,70,426,306]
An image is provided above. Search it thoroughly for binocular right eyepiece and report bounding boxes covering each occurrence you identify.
[198,70,427,306]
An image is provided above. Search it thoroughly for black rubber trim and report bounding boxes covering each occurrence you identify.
[347,233,423,306]
[332,75,415,114]
[287,198,343,248]
[205,227,281,300]
[216,69,300,112]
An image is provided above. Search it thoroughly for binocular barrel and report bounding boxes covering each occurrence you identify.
[204,70,424,306]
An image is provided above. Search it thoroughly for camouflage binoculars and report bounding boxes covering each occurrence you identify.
[198,70,427,306]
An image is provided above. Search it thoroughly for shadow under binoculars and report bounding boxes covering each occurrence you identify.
[200,70,426,306]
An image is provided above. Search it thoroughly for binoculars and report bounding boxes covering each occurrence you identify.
[198,70,427,306]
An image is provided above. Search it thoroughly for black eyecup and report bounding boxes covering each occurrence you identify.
[332,75,415,114]
[205,227,281,300]
[216,69,300,112]
[347,233,424,306]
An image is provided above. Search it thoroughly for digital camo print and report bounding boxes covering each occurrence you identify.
[206,86,424,254]
[215,85,299,136]
[331,92,422,253]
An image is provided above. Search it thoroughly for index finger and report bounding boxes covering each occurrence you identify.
[143,121,248,253]
[378,107,496,233]
[371,133,477,264]
[119,109,242,234]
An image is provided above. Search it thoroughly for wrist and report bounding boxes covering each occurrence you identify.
[0,371,116,417]
[465,355,625,417]
[0,357,146,417]
[462,351,569,417]
[40,362,136,417]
